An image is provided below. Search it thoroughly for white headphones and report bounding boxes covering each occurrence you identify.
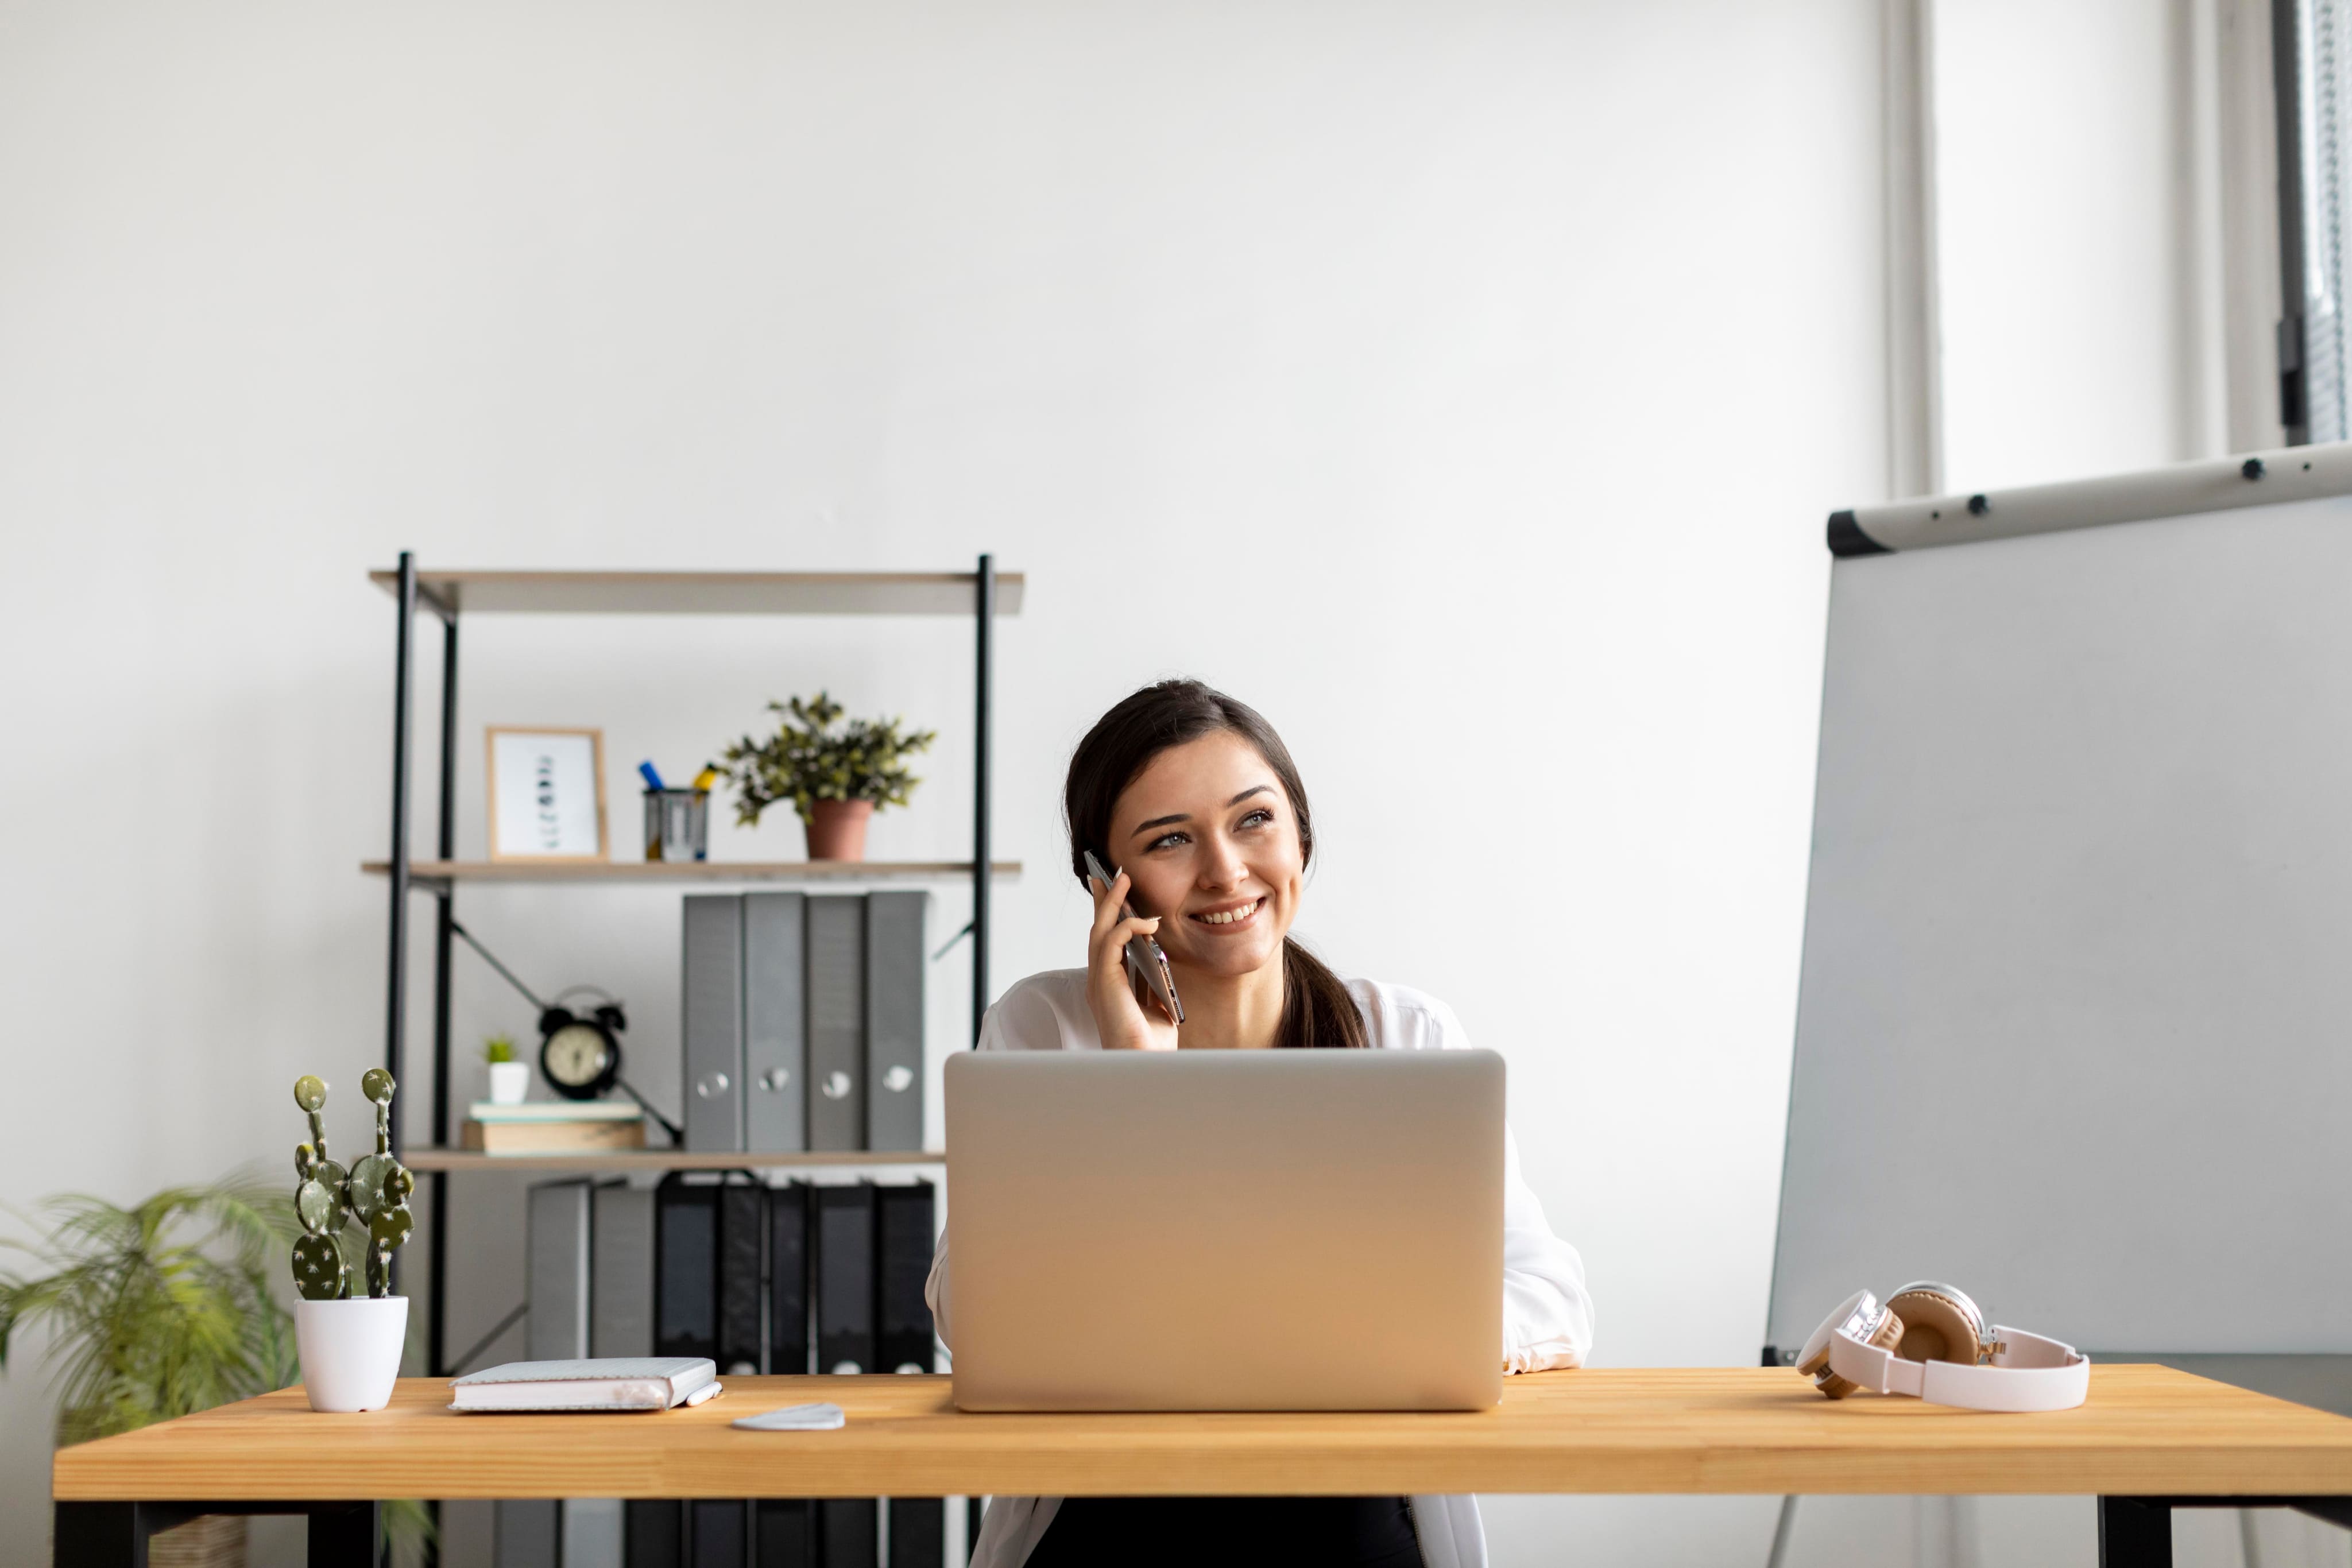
[1797,1283,2089,1412]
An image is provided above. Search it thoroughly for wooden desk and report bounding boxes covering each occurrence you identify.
[51,1367,2352,1567]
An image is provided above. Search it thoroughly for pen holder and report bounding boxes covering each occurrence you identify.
[644,788,710,862]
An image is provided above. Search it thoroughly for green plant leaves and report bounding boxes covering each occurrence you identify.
[287,1074,411,1299]
[292,1234,346,1301]
[719,690,938,828]
[0,1172,307,1443]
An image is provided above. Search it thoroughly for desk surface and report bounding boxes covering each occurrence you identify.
[50,1367,2352,1502]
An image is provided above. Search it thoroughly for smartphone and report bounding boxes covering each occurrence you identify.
[1083,850,1185,1025]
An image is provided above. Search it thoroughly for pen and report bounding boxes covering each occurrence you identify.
[638,761,667,791]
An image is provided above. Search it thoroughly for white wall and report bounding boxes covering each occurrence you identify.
[0,5,1871,1561]
[1935,0,2210,490]
[9,6,2320,1568]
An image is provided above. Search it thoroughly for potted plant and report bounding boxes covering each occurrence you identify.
[0,1145,432,1566]
[0,1175,295,1567]
[721,692,937,861]
[288,1070,413,1414]
[482,1033,528,1105]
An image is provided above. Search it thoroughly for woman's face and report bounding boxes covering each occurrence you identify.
[1105,729,1303,978]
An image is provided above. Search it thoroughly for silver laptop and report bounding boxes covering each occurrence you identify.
[944,1049,1506,1411]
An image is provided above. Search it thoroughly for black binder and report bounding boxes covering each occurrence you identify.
[817,1499,876,1568]
[689,1499,748,1568]
[814,1183,876,1375]
[718,1179,764,1375]
[767,1182,811,1375]
[876,1181,937,1375]
[753,1499,816,1568]
[887,1499,944,1568]
[654,1176,719,1362]
[625,1500,683,1568]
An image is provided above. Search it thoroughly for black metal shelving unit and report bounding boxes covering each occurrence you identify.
[370,556,1020,1381]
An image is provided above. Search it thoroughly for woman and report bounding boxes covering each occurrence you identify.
[927,680,1593,1568]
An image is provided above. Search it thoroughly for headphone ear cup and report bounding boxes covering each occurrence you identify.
[1886,1287,1981,1365]
[1805,1307,1904,1399]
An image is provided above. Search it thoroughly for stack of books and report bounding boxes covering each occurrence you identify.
[460,1099,646,1154]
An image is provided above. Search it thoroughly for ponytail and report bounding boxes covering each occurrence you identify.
[1281,937,1369,1051]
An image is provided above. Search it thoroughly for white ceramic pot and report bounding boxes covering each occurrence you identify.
[487,1061,530,1105]
[295,1296,408,1412]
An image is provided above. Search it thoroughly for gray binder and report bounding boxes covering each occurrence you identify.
[525,1178,592,1360]
[682,895,745,1152]
[864,891,927,1152]
[590,1183,653,1358]
[493,1500,558,1568]
[743,892,807,1152]
[509,1179,591,1568]
[805,894,865,1151]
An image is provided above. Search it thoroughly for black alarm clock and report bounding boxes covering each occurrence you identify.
[537,987,627,1101]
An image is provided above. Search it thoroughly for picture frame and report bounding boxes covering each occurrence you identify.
[486,727,609,863]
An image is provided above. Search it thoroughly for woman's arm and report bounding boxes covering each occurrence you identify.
[924,1223,955,1350]
[1374,984,1595,1372]
[1500,1125,1593,1372]
[922,977,1085,1350]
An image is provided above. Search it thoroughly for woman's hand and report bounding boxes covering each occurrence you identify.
[1086,868,1180,1051]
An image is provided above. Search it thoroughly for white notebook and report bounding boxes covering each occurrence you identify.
[451,1357,719,1412]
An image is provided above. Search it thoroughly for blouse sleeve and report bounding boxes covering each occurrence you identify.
[923,982,1070,1351]
[1406,993,1595,1373]
[1499,1125,1593,1372]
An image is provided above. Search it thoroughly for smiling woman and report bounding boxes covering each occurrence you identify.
[927,679,1595,1568]
[1062,681,1366,1054]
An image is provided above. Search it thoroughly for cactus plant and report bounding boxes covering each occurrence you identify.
[289,1072,412,1300]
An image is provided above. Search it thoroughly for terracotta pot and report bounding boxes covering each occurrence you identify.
[806,799,873,861]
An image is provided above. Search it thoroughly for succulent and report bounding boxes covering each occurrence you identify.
[720,691,937,828]
[289,1073,412,1300]
[482,1033,517,1065]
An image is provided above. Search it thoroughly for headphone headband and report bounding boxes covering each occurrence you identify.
[1799,1287,2088,1412]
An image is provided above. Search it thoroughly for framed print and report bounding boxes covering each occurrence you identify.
[486,727,609,862]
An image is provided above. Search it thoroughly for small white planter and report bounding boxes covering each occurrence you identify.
[487,1061,530,1105]
[295,1296,408,1412]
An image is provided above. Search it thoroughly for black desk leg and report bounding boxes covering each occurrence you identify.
[55,1503,151,1568]
[56,1503,378,1568]
[308,1500,381,1567]
[2099,1497,2172,1568]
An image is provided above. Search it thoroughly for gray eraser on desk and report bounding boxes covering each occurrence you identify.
[732,1401,846,1431]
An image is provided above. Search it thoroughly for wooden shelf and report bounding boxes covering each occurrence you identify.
[403,1148,945,1174]
[369,568,1024,618]
[365,859,1019,886]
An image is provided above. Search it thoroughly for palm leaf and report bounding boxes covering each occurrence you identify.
[0,1171,300,1444]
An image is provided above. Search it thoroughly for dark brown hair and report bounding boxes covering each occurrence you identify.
[1065,679,1368,1051]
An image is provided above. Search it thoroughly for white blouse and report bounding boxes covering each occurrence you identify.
[925,969,1596,1568]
